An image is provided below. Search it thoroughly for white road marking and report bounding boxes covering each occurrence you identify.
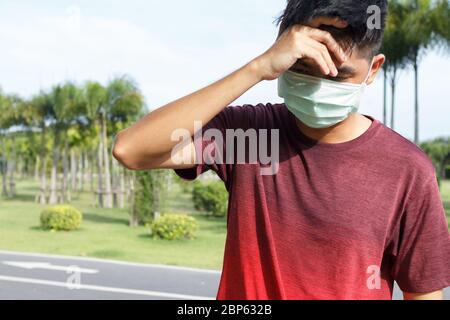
[0,250,221,274]
[3,261,98,274]
[0,275,215,300]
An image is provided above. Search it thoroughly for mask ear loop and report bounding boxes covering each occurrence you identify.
[363,58,375,85]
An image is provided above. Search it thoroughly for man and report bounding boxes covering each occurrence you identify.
[113,0,450,300]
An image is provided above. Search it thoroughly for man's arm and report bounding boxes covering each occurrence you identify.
[113,61,262,171]
[403,290,443,300]
[112,17,348,171]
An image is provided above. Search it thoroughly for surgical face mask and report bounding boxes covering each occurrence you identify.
[278,61,374,129]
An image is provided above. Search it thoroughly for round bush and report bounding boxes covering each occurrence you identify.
[150,214,198,241]
[192,181,228,217]
[40,205,83,231]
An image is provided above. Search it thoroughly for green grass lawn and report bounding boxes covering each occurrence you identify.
[441,180,450,229]
[1,178,449,270]
[0,178,226,270]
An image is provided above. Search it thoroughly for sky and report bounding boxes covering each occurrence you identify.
[0,0,448,142]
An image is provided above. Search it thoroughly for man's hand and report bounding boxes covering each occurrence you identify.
[253,16,349,81]
[403,290,444,300]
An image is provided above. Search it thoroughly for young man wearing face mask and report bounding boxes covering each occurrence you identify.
[113,0,450,300]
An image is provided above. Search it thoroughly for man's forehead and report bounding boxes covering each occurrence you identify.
[295,59,358,75]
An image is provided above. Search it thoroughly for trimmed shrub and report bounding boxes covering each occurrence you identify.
[150,214,198,241]
[192,181,228,217]
[130,169,168,225]
[192,181,206,211]
[40,205,82,231]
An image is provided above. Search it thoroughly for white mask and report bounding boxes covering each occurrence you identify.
[278,60,374,129]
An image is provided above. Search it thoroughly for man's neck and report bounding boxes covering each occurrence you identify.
[296,113,373,144]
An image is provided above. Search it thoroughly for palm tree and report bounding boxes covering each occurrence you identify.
[0,89,10,197]
[48,83,81,204]
[82,77,144,208]
[82,81,108,207]
[403,0,450,144]
[381,0,410,129]
[0,95,22,197]
[23,93,53,204]
[107,76,145,208]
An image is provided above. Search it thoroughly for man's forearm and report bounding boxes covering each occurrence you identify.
[113,60,263,169]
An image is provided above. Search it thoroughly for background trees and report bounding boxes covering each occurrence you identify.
[421,138,450,182]
[381,0,450,139]
[0,76,148,215]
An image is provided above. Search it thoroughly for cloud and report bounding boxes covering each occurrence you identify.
[0,5,188,100]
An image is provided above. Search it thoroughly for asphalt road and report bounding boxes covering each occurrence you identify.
[0,250,219,300]
[0,250,448,300]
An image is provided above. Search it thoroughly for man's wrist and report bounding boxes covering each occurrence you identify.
[246,57,265,83]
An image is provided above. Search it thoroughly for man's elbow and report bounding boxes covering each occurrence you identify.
[112,132,141,171]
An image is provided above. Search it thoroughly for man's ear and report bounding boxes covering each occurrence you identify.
[367,54,385,85]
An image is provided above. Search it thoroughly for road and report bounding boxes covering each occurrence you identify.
[0,250,219,300]
[0,250,448,300]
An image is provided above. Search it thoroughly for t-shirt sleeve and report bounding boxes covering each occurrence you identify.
[174,105,251,185]
[390,173,450,293]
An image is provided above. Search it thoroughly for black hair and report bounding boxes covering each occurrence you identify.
[277,0,388,56]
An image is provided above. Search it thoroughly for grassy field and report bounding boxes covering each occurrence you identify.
[0,178,449,270]
[441,180,450,229]
[0,177,227,270]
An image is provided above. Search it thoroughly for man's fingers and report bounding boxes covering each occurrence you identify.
[310,29,347,63]
[307,16,348,29]
[309,41,338,76]
[301,45,331,76]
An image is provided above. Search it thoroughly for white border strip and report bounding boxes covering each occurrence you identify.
[0,275,214,300]
[0,250,221,274]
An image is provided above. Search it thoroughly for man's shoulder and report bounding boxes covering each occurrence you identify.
[226,102,285,115]
[224,102,288,129]
[374,123,436,180]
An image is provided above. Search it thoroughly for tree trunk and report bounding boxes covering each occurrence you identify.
[89,151,94,193]
[112,157,117,208]
[38,157,48,204]
[49,129,61,205]
[21,156,28,179]
[119,167,125,209]
[129,171,139,227]
[1,134,8,197]
[8,135,16,197]
[97,133,104,208]
[383,68,387,125]
[101,114,113,208]
[62,138,70,203]
[390,69,397,130]
[34,155,40,181]
[414,60,419,145]
[77,150,84,192]
[17,155,23,180]
[70,148,77,191]
[1,159,7,197]
[36,124,47,204]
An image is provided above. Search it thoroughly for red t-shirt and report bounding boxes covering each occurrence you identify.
[176,103,450,300]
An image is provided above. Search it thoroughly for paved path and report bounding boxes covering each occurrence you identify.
[0,250,447,300]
